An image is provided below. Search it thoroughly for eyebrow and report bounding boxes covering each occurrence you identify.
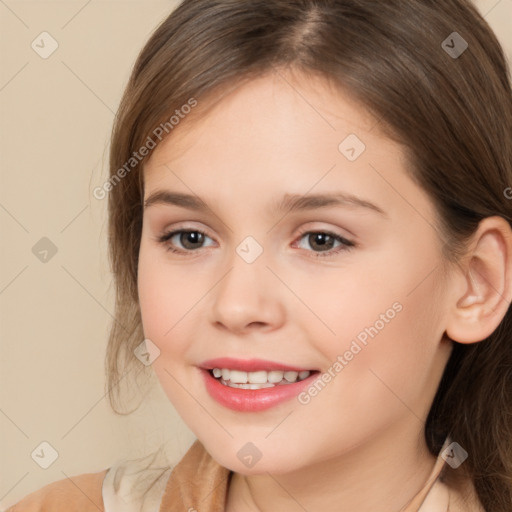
[144,190,387,217]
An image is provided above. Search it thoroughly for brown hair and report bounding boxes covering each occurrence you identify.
[105,1,512,509]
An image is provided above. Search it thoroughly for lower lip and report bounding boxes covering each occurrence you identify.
[201,369,318,412]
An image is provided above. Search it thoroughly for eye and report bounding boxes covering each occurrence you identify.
[294,230,355,258]
[158,229,215,253]
[157,227,355,258]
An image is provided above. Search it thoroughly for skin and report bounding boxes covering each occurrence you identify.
[137,69,512,512]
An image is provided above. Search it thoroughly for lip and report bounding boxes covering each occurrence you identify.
[199,358,319,412]
[200,357,315,373]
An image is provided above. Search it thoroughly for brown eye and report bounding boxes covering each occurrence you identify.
[306,233,336,252]
[158,229,214,253]
[295,230,355,258]
[178,231,205,250]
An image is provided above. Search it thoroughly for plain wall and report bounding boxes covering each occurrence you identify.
[1,0,511,508]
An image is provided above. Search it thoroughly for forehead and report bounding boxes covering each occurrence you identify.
[145,69,386,167]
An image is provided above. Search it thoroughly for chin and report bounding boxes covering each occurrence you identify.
[202,438,309,476]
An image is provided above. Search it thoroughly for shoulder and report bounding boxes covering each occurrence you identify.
[6,443,228,512]
[5,469,108,512]
[5,449,174,512]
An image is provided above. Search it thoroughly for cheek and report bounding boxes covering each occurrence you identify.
[287,254,406,350]
[137,243,199,351]
[137,245,202,407]
[302,242,446,407]
[347,268,443,417]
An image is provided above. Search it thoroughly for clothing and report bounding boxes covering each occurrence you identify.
[5,437,486,511]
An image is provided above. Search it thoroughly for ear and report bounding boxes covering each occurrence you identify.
[445,216,512,344]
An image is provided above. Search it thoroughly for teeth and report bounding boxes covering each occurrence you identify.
[284,371,299,382]
[211,368,311,385]
[229,370,248,384]
[248,370,267,384]
[268,370,284,383]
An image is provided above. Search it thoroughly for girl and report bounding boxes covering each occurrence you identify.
[8,0,512,510]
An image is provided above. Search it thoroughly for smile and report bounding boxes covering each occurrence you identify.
[200,358,320,412]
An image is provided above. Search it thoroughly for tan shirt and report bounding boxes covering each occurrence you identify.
[5,437,486,511]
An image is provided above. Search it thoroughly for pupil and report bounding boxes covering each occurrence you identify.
[310,233,333,251]
[182,231,204,249]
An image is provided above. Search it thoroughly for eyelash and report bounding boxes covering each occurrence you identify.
[157,227,356,258]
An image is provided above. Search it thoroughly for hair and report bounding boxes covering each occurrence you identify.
[104,0,512,509]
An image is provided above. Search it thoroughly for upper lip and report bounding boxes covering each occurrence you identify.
[200,357,317,373]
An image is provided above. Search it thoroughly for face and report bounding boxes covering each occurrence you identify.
[137,70,453,475]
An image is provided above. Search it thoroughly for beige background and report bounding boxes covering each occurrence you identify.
[1,0,511,509]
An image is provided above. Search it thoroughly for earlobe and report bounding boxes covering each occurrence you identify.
[445,216,512,344]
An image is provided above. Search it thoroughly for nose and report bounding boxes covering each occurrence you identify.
[209,248,286,335]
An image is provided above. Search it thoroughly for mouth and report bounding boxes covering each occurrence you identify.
[199,357,320,412]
